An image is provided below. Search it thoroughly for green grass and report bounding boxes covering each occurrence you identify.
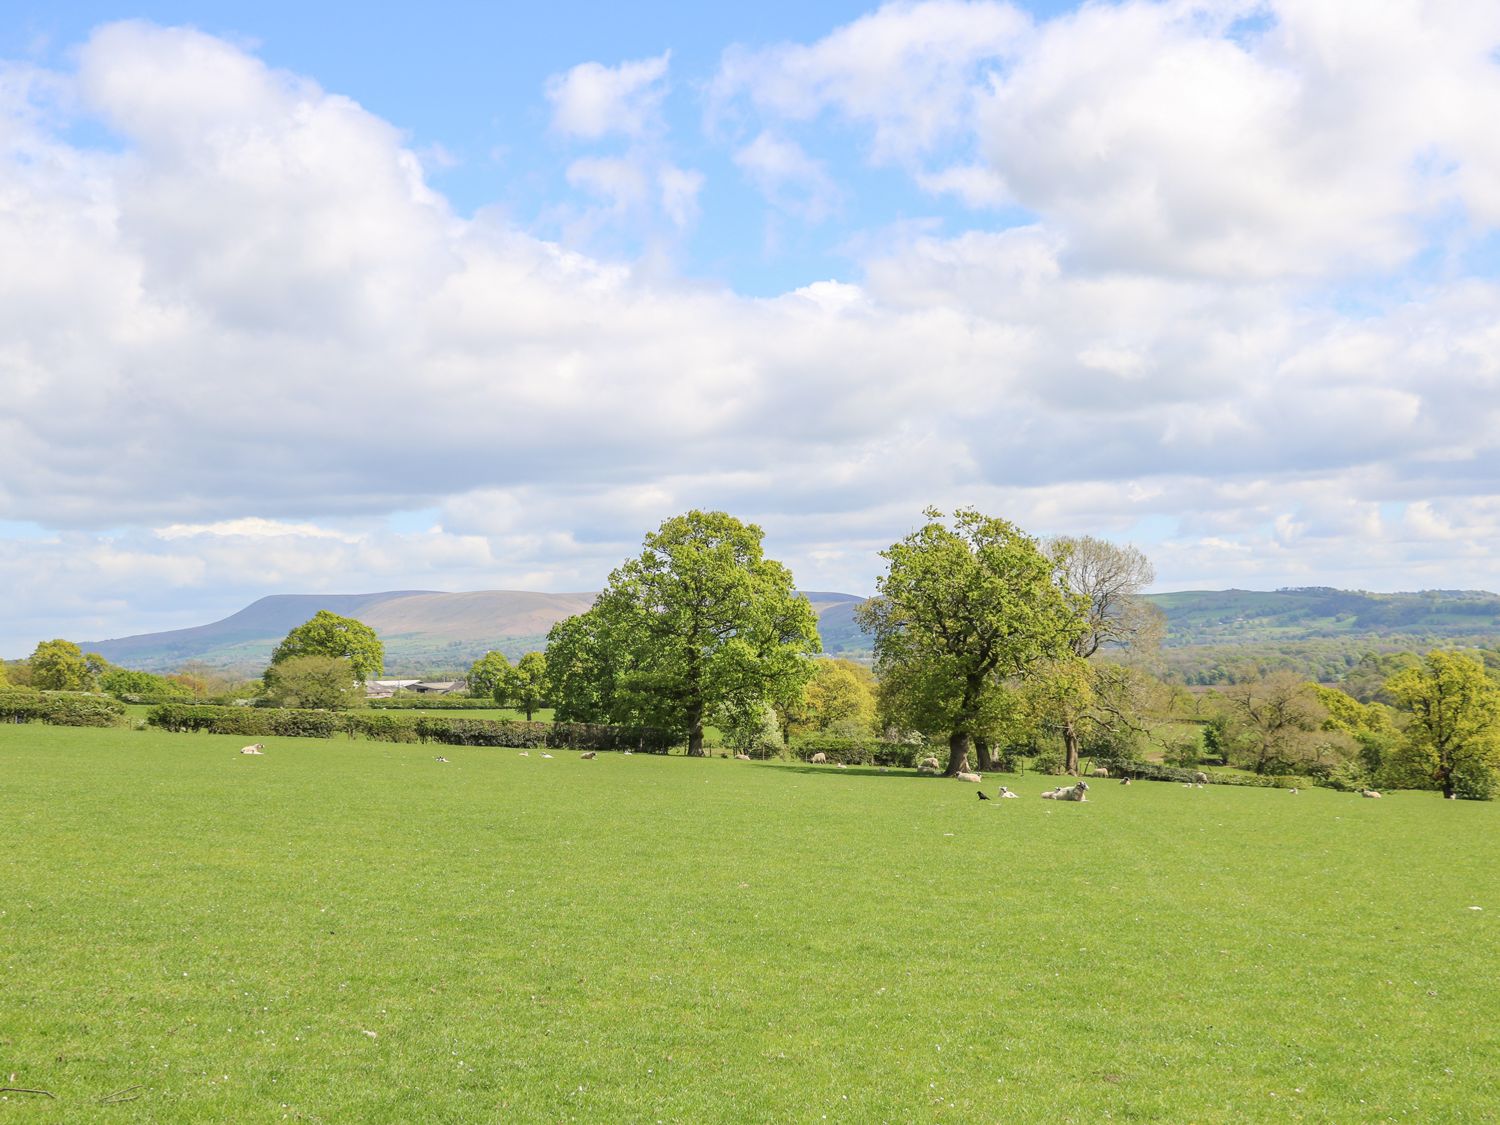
[2,725,1497,1122]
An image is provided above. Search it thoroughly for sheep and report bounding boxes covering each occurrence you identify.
[1042,781,1089,801]
[580,751,597,760]
[540,753,554,759]
[518,750,529,757]
[1090,766,1110,778]
[836,762,848,769]
[1194,771,1209,784]
[434,756,449,763]
[997,786,1020,798]
[734,753,751,761]
[810,752,828,764]
[1119,777,1132,786]
[917,756,940,773]
[956,770,983,784]
[1360,789,1382,799]
[239,743,265,755]
[1289,788,1298,794]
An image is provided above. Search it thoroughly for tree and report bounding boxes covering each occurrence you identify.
[99,667,181,698]
[468,651,512,700]
[554,510,820,755]
[546,612,620,724]
[1216,673,1350,775]
[270,611,383,682]
[498,651,548,721]
[1386,651,1500,799]
[262,655,367,710]
[29,639,93,691]
[1043,536,1162,773]
[785,659,877,738]
[858,508,1082,776]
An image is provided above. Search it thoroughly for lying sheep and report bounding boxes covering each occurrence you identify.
[1090,767,1109,778]
[1194,771,1209,784]
[810,752,827,764]
[239,743,264,755]
[997,786,1020,798]
[1119,777,1132,786]
[580,750,597,760]
[917,756,940,773]
[1360,789,1382,799]
[1041,781,1089,801]
[956,770,983,784]
[734,752,751,761]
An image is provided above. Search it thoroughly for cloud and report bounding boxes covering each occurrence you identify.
[546,51,671,140]
[733,131,842,221]
[5,16,1500,655]
[713,0,1028,162]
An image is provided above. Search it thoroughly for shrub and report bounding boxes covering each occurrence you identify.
[368,696,500,710]
[788,736,923,767]
[344,713,422,743]
[1450,758,1498,801]
[0,689,124,727]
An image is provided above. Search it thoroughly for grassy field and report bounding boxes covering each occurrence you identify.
[2,725,1497,1122]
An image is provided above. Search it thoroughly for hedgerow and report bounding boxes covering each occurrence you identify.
[0,689,126,727]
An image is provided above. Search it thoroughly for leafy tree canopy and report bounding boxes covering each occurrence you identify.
[271,610,383,682]
[30,639,93,692]
[262,655,368,710]
[468,651,512,700]
[498,651,548,721]
[549,509,820,754]
[1386,650,1500,799]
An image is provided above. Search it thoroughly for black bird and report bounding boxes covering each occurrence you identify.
[977,790,991,801]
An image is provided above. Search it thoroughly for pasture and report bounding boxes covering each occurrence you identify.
[2,724,1496,1122]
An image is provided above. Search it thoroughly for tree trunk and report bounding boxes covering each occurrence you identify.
[974,736,997,772]
[687,702,707,756]
[945,730,971,776]
[1062,720,1081,776]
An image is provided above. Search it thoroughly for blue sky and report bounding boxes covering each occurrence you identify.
[3,1,1500,654]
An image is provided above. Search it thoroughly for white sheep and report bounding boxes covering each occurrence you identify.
[1042,781,1089,801]
[1119,777,1132,786]
[1090,766,1109,778]
[540,753,554,759]
[239,743,264,755]
[997,786,1020,798]
[518,750,529,757]
[916,755,941,774]
[734,752,751,761]
[1360,789,1382,799]
[580,751,597,760]
[810,752,828,764]
[836,762,848,769]
[1289,788,1298,794]
[434,756,449,763]
[1194,771,1209,784]
[956,770,982,784]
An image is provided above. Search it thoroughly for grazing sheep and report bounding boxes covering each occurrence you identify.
[956,770,983,784]
[580,750,597,760]
[997,786,1020,798]
[1090,767,1109,778]
[917,755,940,773]
[734,753,751,761]
[1194,771,1209,784]
[239,743,265,755]
[1360,789,1382,799]
[810,752,828,764]
[977,790,991,801]
[1119,777,1132,786]
[1042,781,1089,801]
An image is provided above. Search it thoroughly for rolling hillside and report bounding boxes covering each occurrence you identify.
[77,585,1500,677]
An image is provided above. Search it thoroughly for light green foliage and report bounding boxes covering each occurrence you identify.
[270,610,383,682]
[724,700,785,758]
[497,651,548,721]
[860,508,1081,774]
[29,638,93,691]
[787,658,876,737]
[467,651,512,699]
[262,654,367,710]
[3,724,1498,1121]
[1386,650,1500,799]
[551,510,820,755]
[99,666,181,698]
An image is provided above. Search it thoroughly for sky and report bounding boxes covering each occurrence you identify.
[3,0,1500,656]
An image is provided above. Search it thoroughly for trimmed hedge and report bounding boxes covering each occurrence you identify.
[368,696,499,710]
[788,736,926,768]
[0,689,126,727]
[146,703,672,752]
[1115,761,1320,789]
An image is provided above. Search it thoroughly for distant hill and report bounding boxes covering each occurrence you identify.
[78,585,1500,678]
[83,589,875,675]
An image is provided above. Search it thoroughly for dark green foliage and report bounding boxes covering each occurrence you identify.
[788,735,925,767]
[99,667,181,699]
[0,689,125,727]
[343,713,423,743]
[262,655,367,710]
[146,704,338,738]
[368,696,501,710]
